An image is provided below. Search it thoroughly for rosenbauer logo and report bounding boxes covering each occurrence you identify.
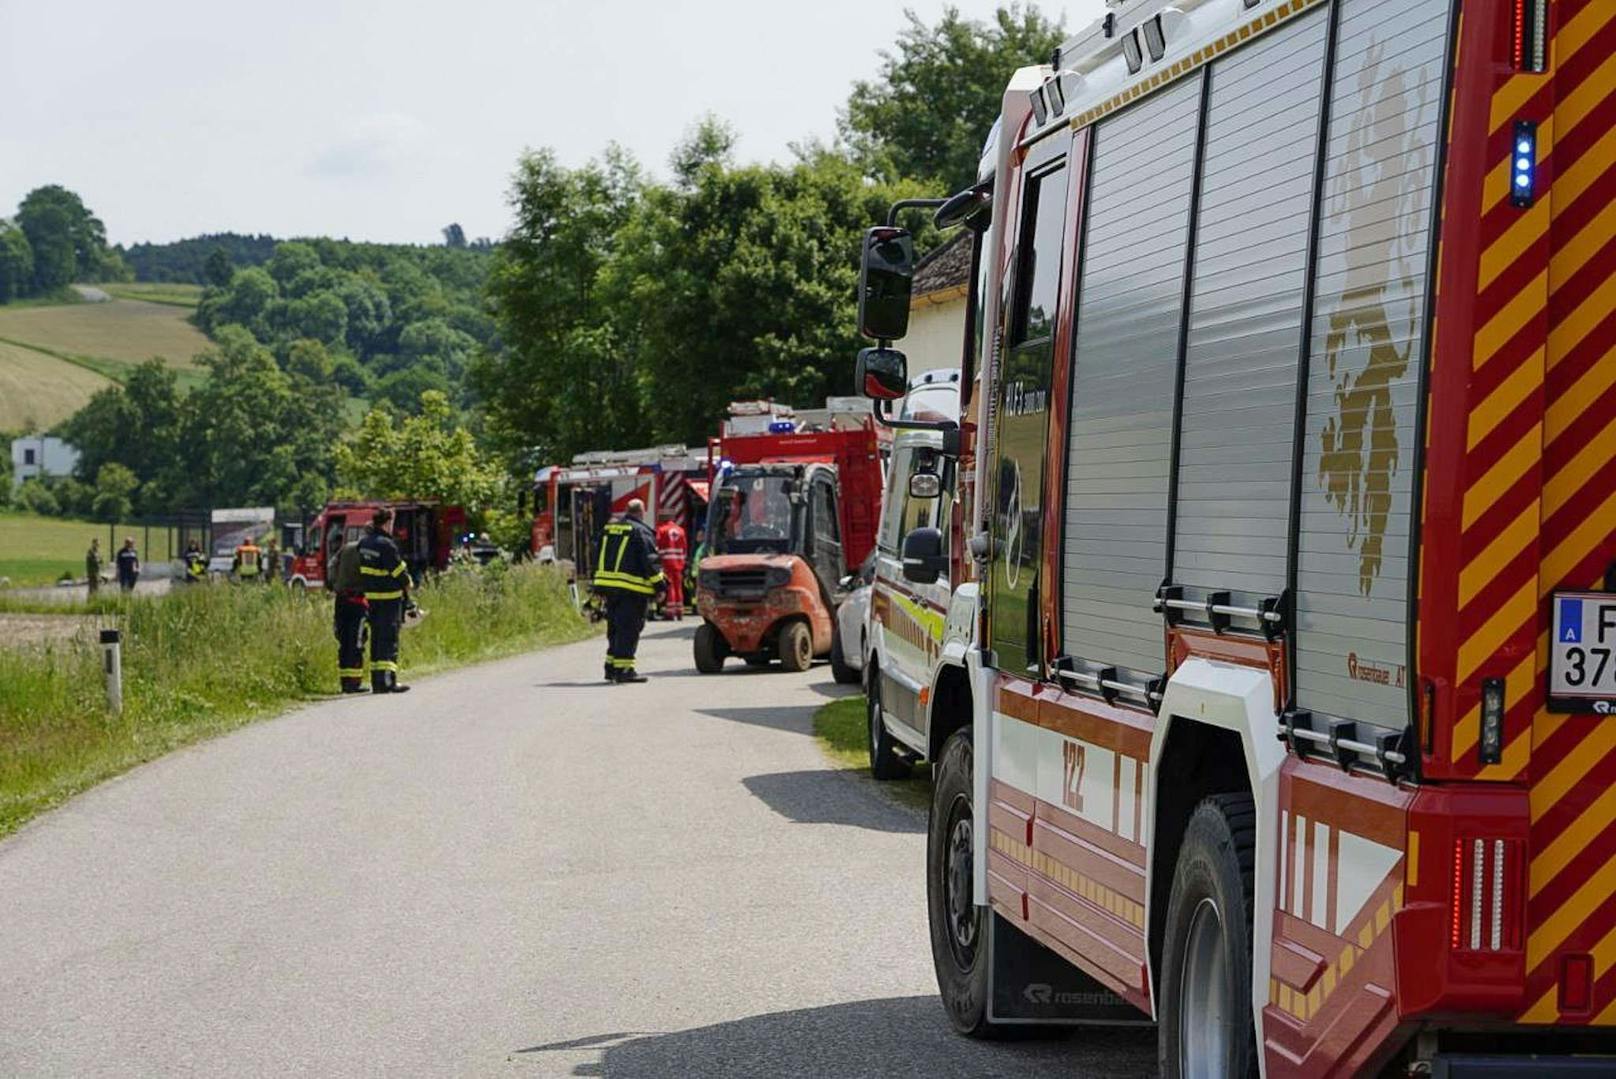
[1346,652,1405,688]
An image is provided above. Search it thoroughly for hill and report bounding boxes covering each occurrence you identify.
[0,340,111,430]
[0,294,210,374]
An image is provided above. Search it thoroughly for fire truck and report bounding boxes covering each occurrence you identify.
[286,501,466,591]
[692,401,882,676]
[530,445,708,589]
[855,0,1616,1073]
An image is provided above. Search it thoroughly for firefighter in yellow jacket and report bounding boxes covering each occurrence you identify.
[359,507,412,694]
[594,498,664,683]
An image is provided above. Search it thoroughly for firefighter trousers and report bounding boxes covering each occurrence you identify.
[604,591,648,674]
[334,596,368,690]
[367,598,403,691]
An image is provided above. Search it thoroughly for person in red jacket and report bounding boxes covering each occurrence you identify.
[655,514,688,620]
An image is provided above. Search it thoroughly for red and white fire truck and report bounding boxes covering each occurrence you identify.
[692,400,883,676]
[855,0,1616,1073]
[286,501,467,591]
[530,445,708,589]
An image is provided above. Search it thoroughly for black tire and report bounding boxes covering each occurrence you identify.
[1158,793,1258,1079]
[830,623,860,685]
[778,619,812,672]
[928,730,991,1035]
[867,667,908,780]
[693,622,726,673]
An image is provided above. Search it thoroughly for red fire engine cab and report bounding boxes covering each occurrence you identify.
[693,400,882,677]
[854,0,1616,1074]
[287,501,466,591]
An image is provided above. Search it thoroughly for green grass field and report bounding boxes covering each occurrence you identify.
[0,512,149,587]
[0,341,112,430]
[0,562,594,836]
[813,696,933,811]
[101,282,203,308]
[0,295,209,370]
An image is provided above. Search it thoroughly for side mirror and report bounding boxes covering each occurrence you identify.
[901,526,947,585]
[908,472,942,499]
[855,346,908,401]
[857,226,914,340]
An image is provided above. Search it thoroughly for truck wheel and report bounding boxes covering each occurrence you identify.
[1159,793,1257,1079]
[929,730,991,1035]
[693,622,727,673]
[830,624,860,685]
[867,667,908,780]
[777,620,812,672]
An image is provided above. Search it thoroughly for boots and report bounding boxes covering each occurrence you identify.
[340,680,368,695]
[371,671,411,694]
[615,668,648,684]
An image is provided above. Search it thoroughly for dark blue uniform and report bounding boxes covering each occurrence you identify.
[594,514,663,681]
[358,527,410,693]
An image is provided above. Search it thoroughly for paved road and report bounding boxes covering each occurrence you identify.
[69,284,110,303]
[0,622,1155,1077]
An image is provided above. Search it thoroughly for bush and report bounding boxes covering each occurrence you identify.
[15,479,59,517]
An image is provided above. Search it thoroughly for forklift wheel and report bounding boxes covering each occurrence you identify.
[694,622,727,673]
[778,620,813,673]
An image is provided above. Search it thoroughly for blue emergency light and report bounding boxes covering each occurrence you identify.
[768,420,796,433]
[1511,120,1537,208]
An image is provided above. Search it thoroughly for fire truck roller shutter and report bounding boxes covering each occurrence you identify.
[1061,77,1201,679]
[1291,0,1448,731]
[1170,11,1328,604]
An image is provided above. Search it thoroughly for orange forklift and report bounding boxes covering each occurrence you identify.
[692,404,881,677]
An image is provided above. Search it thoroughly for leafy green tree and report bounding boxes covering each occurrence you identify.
[92,463,138,523]
[56,360,182,511]
[442,223,467,249]
[475,146,650,462]
[374,362,453,415]
[16,185,114,287]
[329,354,374,397]
[265,241,321,288]
[0,222,33,302]
[198,269,279,337]
[204,247,235,288]
[15,479,60,517]
[397,317,478,381]
[335,390,501,507]
[841,4,1064,190]
[282,291,348,344]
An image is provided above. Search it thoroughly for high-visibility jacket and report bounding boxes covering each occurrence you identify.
[655,520,688,563]
[235,543,261,577]
[357,528,410,603]
[185,551,206,580]
[594,516,664,595]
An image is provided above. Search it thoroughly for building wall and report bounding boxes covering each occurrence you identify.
[904,292,967,378]
[10,436,80,489]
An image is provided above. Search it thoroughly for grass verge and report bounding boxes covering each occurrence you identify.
[812,696,933,812]
[0,562,596,837]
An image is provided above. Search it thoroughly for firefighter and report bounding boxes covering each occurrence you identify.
[594,498,664,683]
[328,532,369,693]
[183,540,207,584]
[233,535,262,582]
[654,513,688,620]
[359,506,412,694]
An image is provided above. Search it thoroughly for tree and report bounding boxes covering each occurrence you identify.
[92,463,138,523]
[442,223,467,249]
[0,222,33,302]
[204,246,235,288]
[56,359,182,511]
[335,390,501,508]
[15,185,115,287]
[265,241,321,287]
[840,4,1064,190]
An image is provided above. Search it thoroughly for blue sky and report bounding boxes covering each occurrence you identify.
[0,0,1101,245]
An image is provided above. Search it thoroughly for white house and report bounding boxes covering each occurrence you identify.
[906,231,971,376]
[10,436,80,489]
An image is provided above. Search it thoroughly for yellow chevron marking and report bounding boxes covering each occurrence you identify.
[1544,415,1616,520]
[1540,486,1616,595]
[1532,781,1616,899]
[1532,723,1616,823]
[1479,195,1551,292]
[1461,423,1542,530]
[1467,347,1543,451]
[1474,271,1548,370]
[1548,268,1616,371]
[1521,985,1560,1025]
[1551,195,1616,289]
[1557,48,1616,142]
[1457,579,1536,684]
[1555,0,1616,70]
[1459,499,1541,608]
[1489,73,1544,135]
[1552,124,1616,214]
[1546,344,1616,440]
[1529,847,1616,970]
[1476,732,1531,782]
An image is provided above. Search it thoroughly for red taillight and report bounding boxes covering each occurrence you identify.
[1450,836,1522,953]
[1513,0,1548,72]
[1562,954,1594,1014]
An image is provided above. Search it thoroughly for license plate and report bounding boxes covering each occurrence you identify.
[1549,592,1616,714]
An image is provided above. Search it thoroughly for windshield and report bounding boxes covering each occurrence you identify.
[709,471,799,554]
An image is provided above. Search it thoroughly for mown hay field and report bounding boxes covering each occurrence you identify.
[0,341,111,430]
[0,296,210,370]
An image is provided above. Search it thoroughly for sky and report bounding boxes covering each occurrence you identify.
[0,0,1105,247]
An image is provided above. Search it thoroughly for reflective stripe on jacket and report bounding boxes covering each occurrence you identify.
[358,528,409,602]
[594,517,664,595]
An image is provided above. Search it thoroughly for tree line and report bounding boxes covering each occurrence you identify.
[0,185,132,302]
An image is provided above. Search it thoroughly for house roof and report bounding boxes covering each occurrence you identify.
[912,231,972,301]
